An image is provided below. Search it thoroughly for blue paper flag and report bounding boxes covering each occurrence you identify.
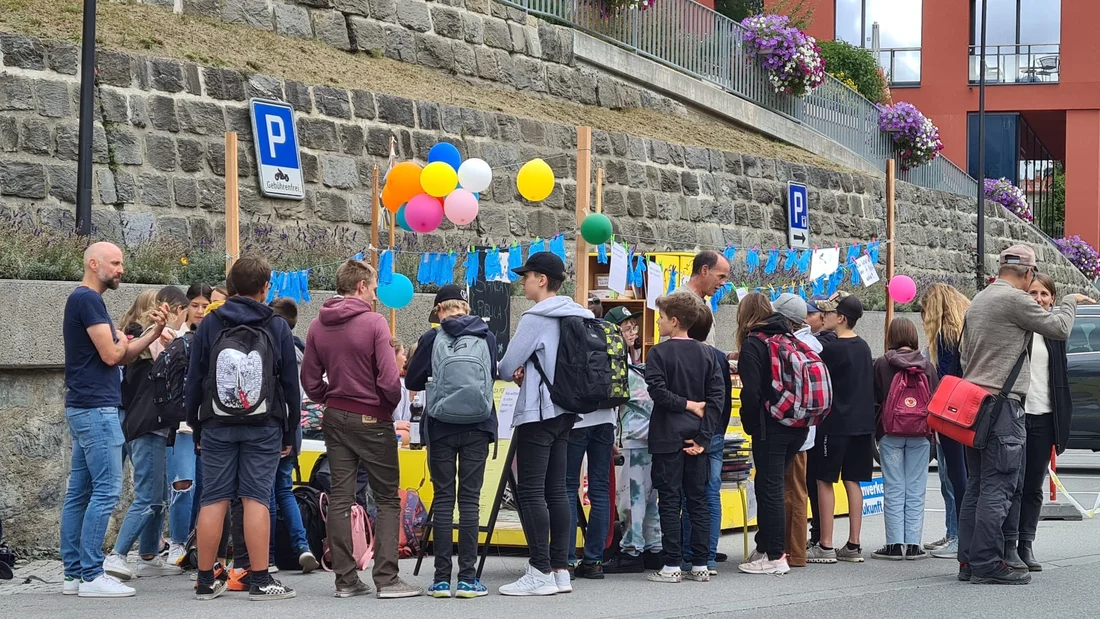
[508,244,522,282]
[417,253,431,285]
[869,240,881,264]
[353,252,364,262]
[278,272,291,301]
[798,249,812,273]
[265,271,278,304]
[666,266,677,295]
[549,234,567,264]
[783,249,797,272]
[746,248,760,273]
[485,248,501,281]
[851,260,861,286]
[723,246,737,265]
[827,277,838,297]
[632,256,646,288]
[764,248,780,275]
[529,238,546,256]
[378,250,394,286]
[597,243,608,264]
[299,270,312,303]
[465,250,480,286]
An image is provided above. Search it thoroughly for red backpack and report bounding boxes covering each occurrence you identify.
[882,366,933,437]
[397,489,428,559]
[755,333,833,427]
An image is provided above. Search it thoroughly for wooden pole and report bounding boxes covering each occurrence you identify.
[885,159,896,336]
[389,210,396,337]
[371,165,380,270]
[574,126,592,306]
[595,167,604,215]
[224,132,239,273]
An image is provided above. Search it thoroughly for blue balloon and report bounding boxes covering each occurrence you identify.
[377,273,414,309]
[396,204,413,232]
[428,142,462,171]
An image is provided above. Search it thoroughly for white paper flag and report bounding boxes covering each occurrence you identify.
[489,251,510,282]
[854,254,879,287]
[646,261,663,310]
[735,287,749,302]
[609,243,628,295]
[810,247,840,281]
[496,388,520,439]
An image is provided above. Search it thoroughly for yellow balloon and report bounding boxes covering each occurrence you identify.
[420,161,458,198]
[517,158,555,202]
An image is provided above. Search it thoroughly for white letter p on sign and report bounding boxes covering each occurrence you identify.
[266,115,285,159]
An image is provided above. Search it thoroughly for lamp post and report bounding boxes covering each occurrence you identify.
[75,0,97,236]
[976,0,988,289]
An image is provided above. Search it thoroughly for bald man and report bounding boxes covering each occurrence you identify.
[60,242,166,598]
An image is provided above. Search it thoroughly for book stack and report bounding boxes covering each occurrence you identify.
[720,434,752,486]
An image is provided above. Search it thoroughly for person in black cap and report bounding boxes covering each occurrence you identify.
[807,292,874,565]
[404,284,499,598]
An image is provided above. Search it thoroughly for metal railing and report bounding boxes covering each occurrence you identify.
[504,0,978,198]
[968,44,1060,84]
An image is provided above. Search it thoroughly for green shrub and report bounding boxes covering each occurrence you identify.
[819,40,889,105]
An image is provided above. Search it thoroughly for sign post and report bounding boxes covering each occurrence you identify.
[249,98,305,200]
[574,126,592,305]
[885,160,896,335]
[225,131,239,272]
[787,182,809,250]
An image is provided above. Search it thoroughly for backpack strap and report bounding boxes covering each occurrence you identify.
[998,351,1028,399]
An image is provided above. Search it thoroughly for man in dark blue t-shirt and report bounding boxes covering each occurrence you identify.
[60,242,166,598]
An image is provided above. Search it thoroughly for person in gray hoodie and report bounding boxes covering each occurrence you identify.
[497,252,591,597]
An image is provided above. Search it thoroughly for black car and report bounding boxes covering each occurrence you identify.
[1066,305,1100,451]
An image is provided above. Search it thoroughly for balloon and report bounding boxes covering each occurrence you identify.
[580,213,613,245]
[396,204,413,232]
[428,142,462,171]
[457,158,493,193]
[420,161,458,198]
[387,161,423,204]
[381,184,402,214]
[377,273,414,310]
[405,193,444,233]
[517,158,555,202]
[444,189,479,226]
[888,275,917,304]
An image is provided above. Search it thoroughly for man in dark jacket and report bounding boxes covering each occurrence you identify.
[184,255,300,601]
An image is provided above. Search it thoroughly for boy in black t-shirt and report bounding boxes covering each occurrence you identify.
[644,293,725,584]
[807,293,875,564]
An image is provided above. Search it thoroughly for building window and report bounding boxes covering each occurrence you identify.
[835,0,922,85]
[970,0,1061,84]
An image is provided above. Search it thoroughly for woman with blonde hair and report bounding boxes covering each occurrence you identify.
[118,290,159,335]
[919,283,970,558]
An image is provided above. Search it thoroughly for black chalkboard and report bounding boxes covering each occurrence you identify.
[468,247,511,359]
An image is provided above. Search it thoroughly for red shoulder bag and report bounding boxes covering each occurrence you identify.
[927,351,1025,449]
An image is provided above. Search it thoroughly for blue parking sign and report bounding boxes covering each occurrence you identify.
[250,98,304,200]
[787,182,809,250]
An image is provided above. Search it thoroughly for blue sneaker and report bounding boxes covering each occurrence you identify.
[429,581,451,598]
[456,579,488,598]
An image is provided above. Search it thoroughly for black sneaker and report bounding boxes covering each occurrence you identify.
[905,545,928,560]
[958,563,971,582]
[196,579,227,601]
[871,544,905,561]
[971,561,1032,585]
[602,554,645,574]
[574,561,605,579]
[714,552,728,563]
[249,578,297,601]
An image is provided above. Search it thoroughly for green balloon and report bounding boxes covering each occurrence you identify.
[580,213,613,245]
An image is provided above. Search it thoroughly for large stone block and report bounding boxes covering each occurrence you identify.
[223,0,273,30]
[19,118,52,156]
[349,16,384,53]
[313,10,353,50]
[483,17,512,50]
[384,25,416,62]
[177,138,206,173]
[0,116,16,152]
[0,74,35,111]
[376,93,415,128]
[46,164,77,204]
[46,40,79,75]
[316,191,350,221]
[415,33,454,70]
[431,5,463,39]
[139,173,173,208]
[370,0,398,22]
[205,68,246,101]
[149,58,185,93]
[463,12,484,44]
[146,134,178,172]
[0,161,46,198]
[314,85,352,119]
[34,79,71,118]
[396,0,432,32]
[274,2,314,37]
[178,100,226,136]
[105,125,143,165]
[1,33,46,70]
[298,117,340,151]
[334,0,370,15]
[321,154,360,189]
[352,89,376,119]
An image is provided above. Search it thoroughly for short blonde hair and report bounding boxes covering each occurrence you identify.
[335,259,376,295]
[437,299,470,315]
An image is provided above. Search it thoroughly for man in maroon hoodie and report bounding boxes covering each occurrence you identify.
[301,259,422,599]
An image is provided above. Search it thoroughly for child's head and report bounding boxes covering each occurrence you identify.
[156,286,190,330]
[656,292,700,338]
[821,292,863,334]
[433,285,470,321]
[687,304,714,343]
[512,252,566,302]
[270,297,299,331]
[886,317,919,351]
[228,255,271,300]
[735,293,773,349]
[392,338,407,373]
[211,285,228,302]
[120,289,159,331]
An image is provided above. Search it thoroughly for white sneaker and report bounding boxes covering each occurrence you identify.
[166,543,187,567]
[79,574,136,598]
[62,576,81,595]
[269,565,279,574]
[553,569,572,593]
[739,554,791,575]
[498,564,558,596]
[103,554,133,581]
[136,555,182,577]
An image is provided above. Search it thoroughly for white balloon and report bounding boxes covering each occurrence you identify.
[457,158,493,193]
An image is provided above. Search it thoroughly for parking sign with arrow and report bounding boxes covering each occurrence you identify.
[787,182,809,250]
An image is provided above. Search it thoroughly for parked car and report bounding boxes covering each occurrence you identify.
[1066,305,1100,451]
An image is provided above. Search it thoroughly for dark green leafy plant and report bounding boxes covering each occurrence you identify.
[819,40,889,105]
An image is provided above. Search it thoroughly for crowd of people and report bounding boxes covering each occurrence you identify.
[57,240,1089,600]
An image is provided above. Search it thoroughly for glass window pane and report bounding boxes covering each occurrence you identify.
[865,0,922,48]
[974,0,1019,46]
[835,0,863,46]
[1020,0,1060,44]
[891,50,922,83]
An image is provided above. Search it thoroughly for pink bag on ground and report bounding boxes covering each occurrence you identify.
[319,492,374,571]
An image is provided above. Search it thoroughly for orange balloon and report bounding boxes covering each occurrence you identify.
[381,184,402,214]
[387,161,424,204]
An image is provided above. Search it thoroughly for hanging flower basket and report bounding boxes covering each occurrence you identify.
[878,102,944,170]
[740,14,826,97]
[984,177,1033,223]
[1053,235,1100,280]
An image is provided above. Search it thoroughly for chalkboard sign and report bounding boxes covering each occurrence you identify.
[469,247,511,359]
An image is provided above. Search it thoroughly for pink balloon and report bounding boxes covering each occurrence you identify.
[405,194,444,233]
[444,189,479,226]
[888,275,917,304]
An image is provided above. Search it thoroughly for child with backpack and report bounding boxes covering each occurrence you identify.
[404,285,499,598]
[644,292,724,584]
[871,318,938,561]
[185,256,301,601]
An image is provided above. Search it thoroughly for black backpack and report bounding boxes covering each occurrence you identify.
[201,313,278,424]
[532,316,630,414]
[150,331,193,426]
[293,485,326,561]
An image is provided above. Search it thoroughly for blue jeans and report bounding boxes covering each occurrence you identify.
[276,455,309,552]
[880,435,930,545]
[936,441,957,540]
[60,407,125,581]
[114,430,169,556]
[565,423,615,564]
[166,431,196,544]
[682,433,723,569]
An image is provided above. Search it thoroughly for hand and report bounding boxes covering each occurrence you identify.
[686,401,705,418]
[683,439,704,456]
[160,329,177,345]
[513,367,525,386]
[395,421,410,432]
[280,445,292,457]
[149,304,168,334]
[1074,294,1096,304]
[726,351,740,361]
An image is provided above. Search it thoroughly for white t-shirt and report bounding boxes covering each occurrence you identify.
[1025,333,1052,415]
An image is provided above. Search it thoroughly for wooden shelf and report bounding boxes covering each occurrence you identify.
[587,253,656,362]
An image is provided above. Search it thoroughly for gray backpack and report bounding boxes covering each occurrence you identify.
[427,329,493,424]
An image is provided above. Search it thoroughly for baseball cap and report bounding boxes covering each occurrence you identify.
[836,294,864,322]
[511,251,566,281]
[806,294,828,314]
[604,305,643,325]
[1000,244,1038,268]
[773,293,807,324]
[433,284,468,306]
[813,291,848,313]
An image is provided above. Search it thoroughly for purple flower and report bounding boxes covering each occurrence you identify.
[740,14,825,97]
[878,102,943,170]
[1054,235,1100,280]
[983,178,1032,223]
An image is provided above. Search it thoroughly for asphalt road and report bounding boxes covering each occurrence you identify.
[4,463,1100,618]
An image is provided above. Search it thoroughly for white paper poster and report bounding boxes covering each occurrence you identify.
[854,254,880,287]
[809,247,840,281]
[735,287,749,302]
[609,243,628,295]
[496,388,520,439]
[646,262,663,310]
